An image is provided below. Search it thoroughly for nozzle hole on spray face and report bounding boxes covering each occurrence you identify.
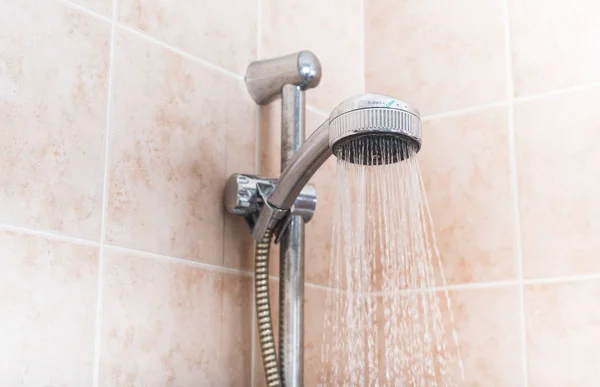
[332,134,419,166]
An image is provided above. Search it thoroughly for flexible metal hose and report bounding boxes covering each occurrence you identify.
[255,229,281,386]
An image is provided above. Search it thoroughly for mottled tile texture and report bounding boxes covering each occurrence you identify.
[515,88,600,279]
[106,28,255,264]
[445,287,524,386]
[71,0,113,16]
[99,248,253,386]
[525,280,600,386]
[0,231,98,386]
[0,0,109,240]
[419,107,516,284]
[118,0,257,74]
[509,0,600,96]
[365,0,506,115]
[6,0,600,384]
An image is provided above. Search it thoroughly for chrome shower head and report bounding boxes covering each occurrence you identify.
[250,93,422,240]
[328,94,422,165]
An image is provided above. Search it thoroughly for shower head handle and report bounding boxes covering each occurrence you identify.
[251,120,331,240]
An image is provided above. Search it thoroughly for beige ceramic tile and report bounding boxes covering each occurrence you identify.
[261,0,364,112]
[0,231,98,385]
[445,286,523,386]
[525,280,600,386]
[106,28,255,264]
[509,0,600,96]
[515,88,600,278]
[258,104,334,284]
[118,0,257,75]
[70,0,113,16]
[99,248,252,386]
[365,0,507,115]
[0,0,109,240]
[419,107,517,284]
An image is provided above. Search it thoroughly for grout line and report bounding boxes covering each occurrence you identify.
[256,0,262,61]
[431,279,519,292]
[368,280,521,297]
[305,281,335,291]
[306,105,330,118]
[92,248,105,387]
[98,6,117,255]
[421,80,600,123]
[105,244,253,276]
[92,0,118,384]
[524,273,600,286]
[253,271,600,292]
[61,0,247,84]
[115,23,243,81]
[251,2,262,386]
[221,53,229,284]
[0,223,100,247]
[4,218,600,289]
[3,220,600,287]
[303,274,600,296]
[514,81,600,103]
[0,222,253,276]
[218,272,226,382]
[421,101,509,121]
[59,0,112,23]
[360,0,366,93]
[502,0,528,385]
[60,0,246,84]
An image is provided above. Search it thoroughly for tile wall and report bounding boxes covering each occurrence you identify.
[2,0,599,385]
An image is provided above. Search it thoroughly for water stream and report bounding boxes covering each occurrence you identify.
[320,137,465,386]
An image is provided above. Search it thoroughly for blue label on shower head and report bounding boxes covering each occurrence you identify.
[385,99,396,107]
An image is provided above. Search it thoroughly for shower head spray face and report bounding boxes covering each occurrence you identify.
[328,94,422,165]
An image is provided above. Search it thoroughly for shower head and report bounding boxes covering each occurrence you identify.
[250,93,422,240]
[328,94,422,165]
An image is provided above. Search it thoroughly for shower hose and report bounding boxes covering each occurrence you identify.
[255,229,282,386]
